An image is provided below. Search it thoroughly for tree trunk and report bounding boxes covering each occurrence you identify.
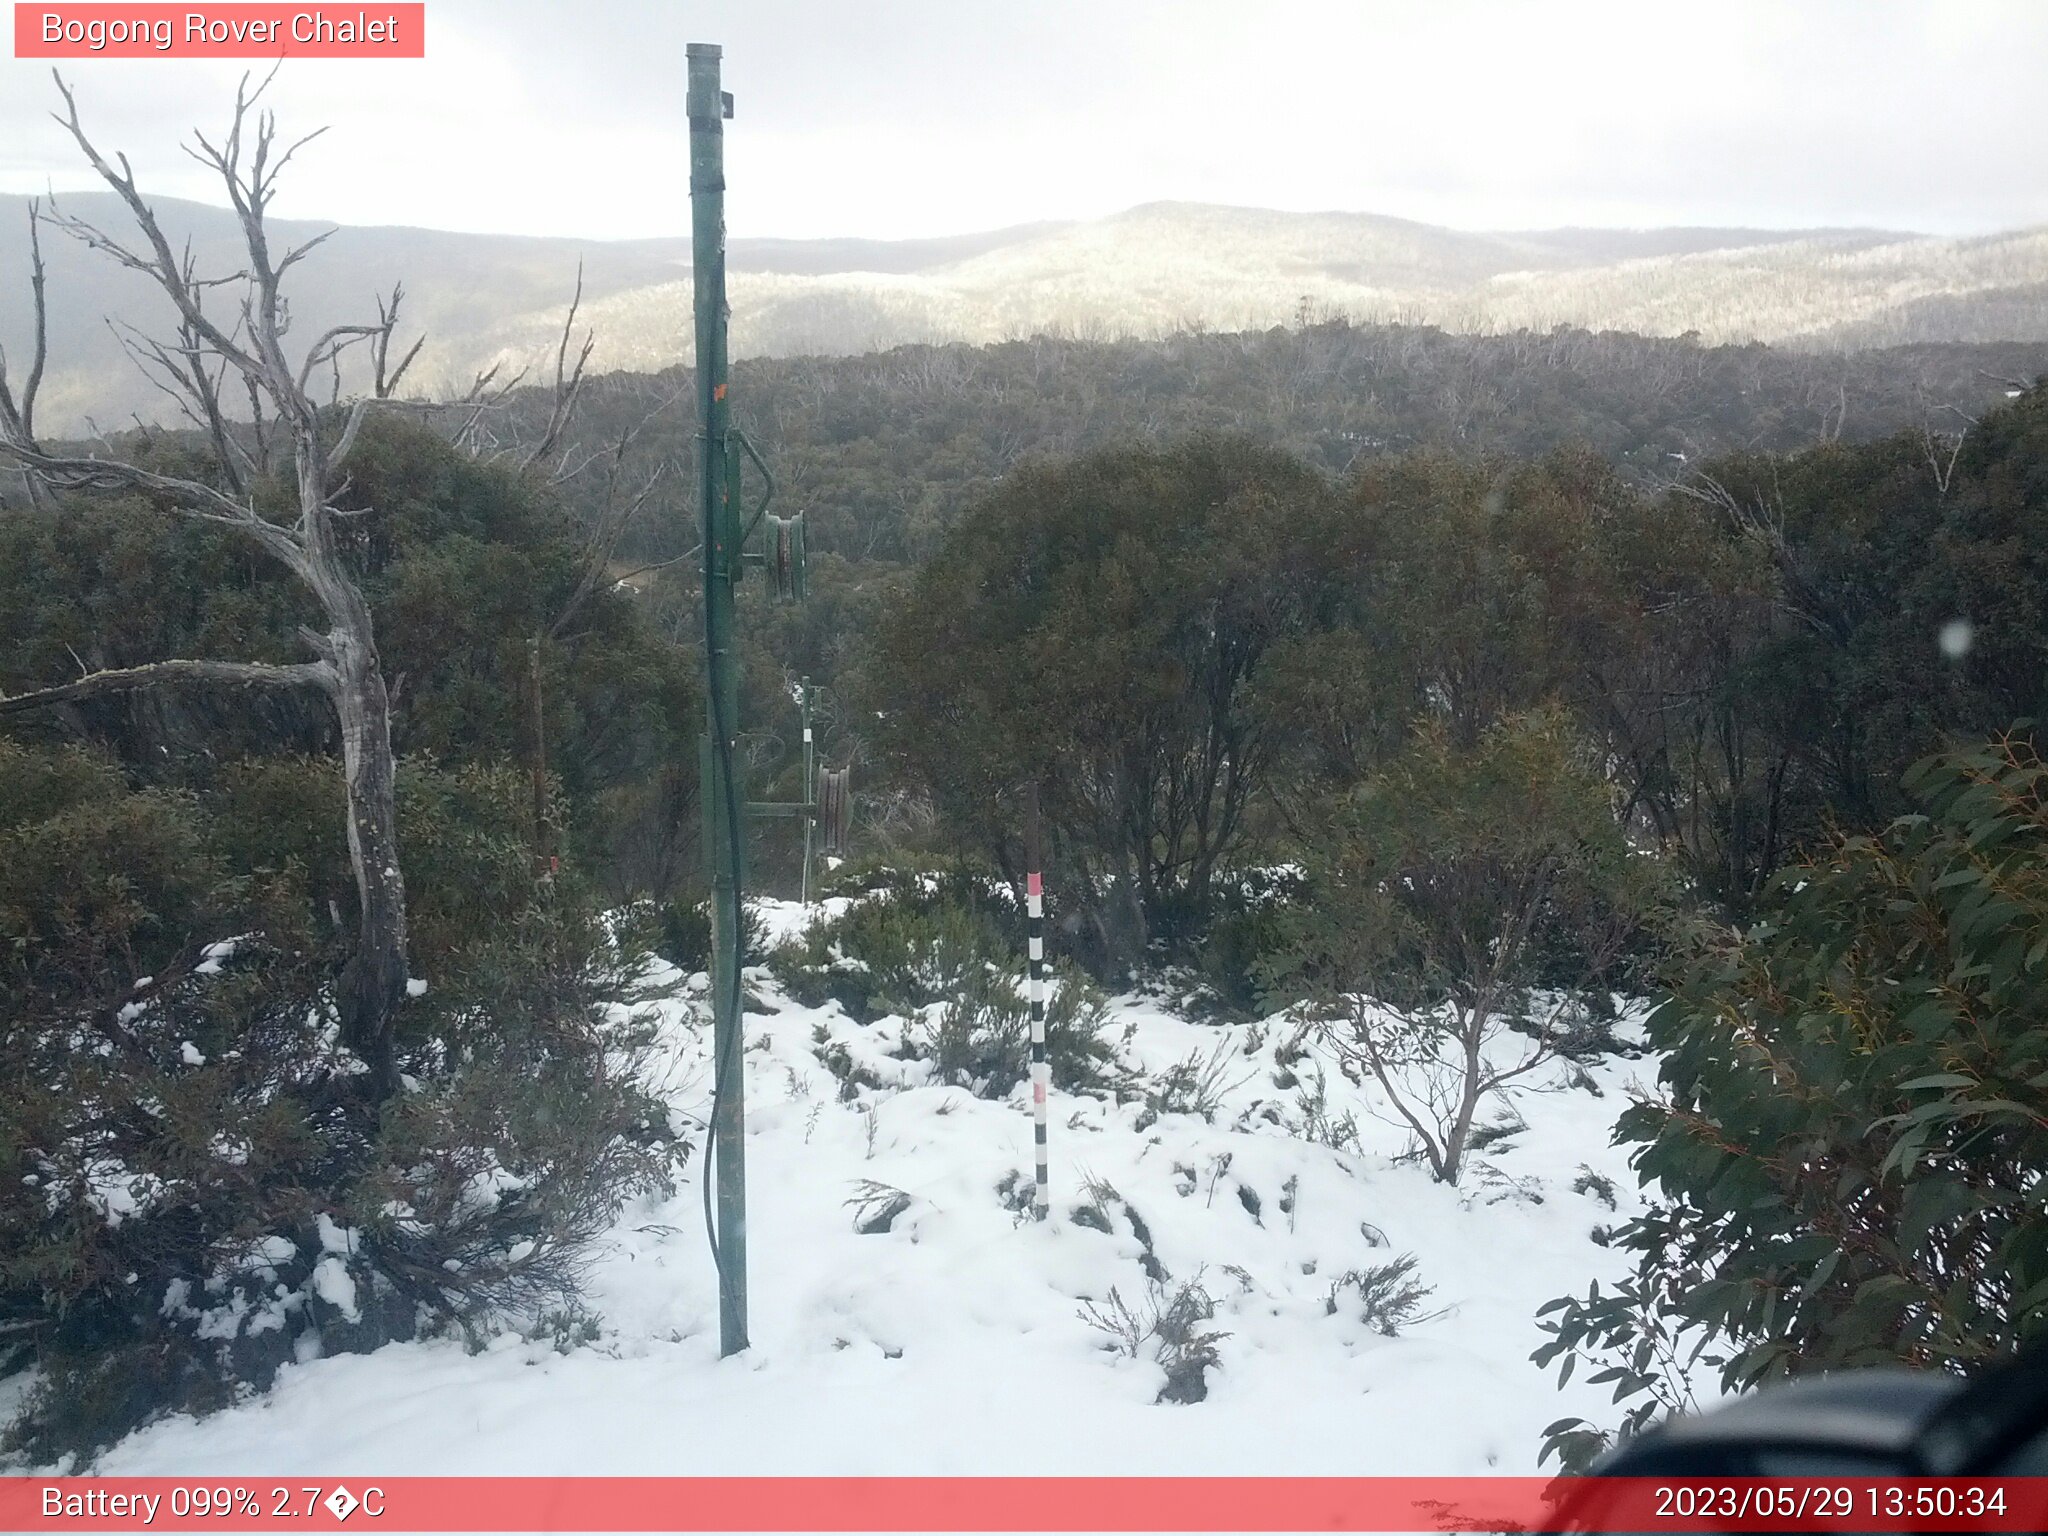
[1441,1083,1479,1185]
[1111,857,1150,975]
[332,615,408,1099]
[1440,1011,1487,1185]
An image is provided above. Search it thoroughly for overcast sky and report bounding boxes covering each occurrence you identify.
[2,0,2044,241]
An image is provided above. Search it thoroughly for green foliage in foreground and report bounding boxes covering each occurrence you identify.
[1535,730,2048,1471]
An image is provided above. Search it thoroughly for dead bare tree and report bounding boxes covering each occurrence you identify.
[517,262,597,481]
[1672,467,1852,644]
[0,200,51,511]
[544,381,690,637]
[0,70,422,1096]
[1916,399,1975,499]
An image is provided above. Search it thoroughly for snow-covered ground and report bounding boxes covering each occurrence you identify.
[88,900,1660,1479]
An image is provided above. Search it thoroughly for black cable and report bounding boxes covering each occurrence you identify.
[699,449,748,1334]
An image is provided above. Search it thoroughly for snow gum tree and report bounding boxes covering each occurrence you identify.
[1262,709,1670,1185]
[866,435,1353,971]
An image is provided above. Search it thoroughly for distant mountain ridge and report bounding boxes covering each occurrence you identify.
[729,221,1073,275]
[2,194,2043,432]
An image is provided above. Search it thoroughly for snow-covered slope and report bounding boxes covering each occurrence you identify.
[90,900,1662,1478]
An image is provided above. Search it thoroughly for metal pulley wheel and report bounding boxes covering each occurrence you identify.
[817,765,852,855]
[768,511,807,602]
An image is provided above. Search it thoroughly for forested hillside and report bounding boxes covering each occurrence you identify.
[7,195,2046,433]
[515,323,2046,566]
[492,325,2048,924]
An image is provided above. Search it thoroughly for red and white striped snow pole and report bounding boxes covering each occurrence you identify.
[1026,781,1049,1221]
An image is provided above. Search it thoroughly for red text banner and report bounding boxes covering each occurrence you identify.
[4,1476,2048,1532]
[14,5,425,58]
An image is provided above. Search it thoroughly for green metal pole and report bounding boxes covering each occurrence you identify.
[688,40,747,1357]
[800,677,815,906]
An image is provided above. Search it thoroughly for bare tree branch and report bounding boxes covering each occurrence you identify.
[19,201,47,439]
[548,459,670,640]
[0,200,50,444]
[370,284,425,399]
[45,71,274,394]
[296,321,382,394]
[520,262,594,476]
[0,657,334,717]
[274,222,337,280]
[328,396,372,477]
[0,436,310,564]
[436,358,530,456]
[104,314,257,495]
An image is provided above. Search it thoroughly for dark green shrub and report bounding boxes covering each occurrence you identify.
[917,958,1120,1098]
[655,895,713,974]
[1325,1254,1445,1335]
[1146,1038,1256,1122]
[1535,731,2048,1471]
[867,438,1351,972]
[205,753,564,980]
[1077,1277,1230,1404]
[650,894,768,978]
[815,856,1020,933]
[771,896,1010,1022]
[1196,868,1306,1019]
[0,741,678,1466]
[770,890,1122,1096]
